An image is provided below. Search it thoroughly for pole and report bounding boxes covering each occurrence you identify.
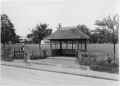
[113,29,115,64]
[85,40,87,51]
[113,28,115,73]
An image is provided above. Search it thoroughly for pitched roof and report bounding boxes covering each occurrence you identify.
[46,27,89,40]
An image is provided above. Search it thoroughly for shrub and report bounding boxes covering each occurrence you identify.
[77,51,119,73]
[2,45,14,61]
[31,49,48,59]
[77,52,91,66]
[44,49,52,57]
[90,64,119,73]
[90,60,119,73]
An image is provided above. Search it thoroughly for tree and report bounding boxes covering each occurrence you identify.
[95,14,119,63]
[77,24,91,36]
[1,14,20,44]
[90,28,114,43]
[27,23,52,44]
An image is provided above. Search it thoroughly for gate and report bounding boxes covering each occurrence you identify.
[2,44,26,60]
[12,45,25,59]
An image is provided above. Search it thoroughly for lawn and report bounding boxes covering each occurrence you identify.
[87,43,118,61]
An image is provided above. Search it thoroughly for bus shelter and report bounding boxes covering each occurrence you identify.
[46,27,89,56]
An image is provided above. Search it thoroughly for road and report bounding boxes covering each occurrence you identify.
[0,65,118,86]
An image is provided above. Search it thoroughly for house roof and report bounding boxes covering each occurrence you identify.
[46,27,89,40]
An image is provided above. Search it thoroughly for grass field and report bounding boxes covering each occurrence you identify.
[88,43,118,58]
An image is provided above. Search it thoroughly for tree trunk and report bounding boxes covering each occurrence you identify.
[2,43,6,60]
[39,41,41,49]
[113,29,115,64]
[113,29,115,73]
[113,42,115,63]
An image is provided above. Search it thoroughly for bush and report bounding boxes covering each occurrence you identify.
[41,50,47,59]
[2,46,14,61]
[31,49,48,59]
[44,49,52,57]
[90,60,119,73]
[90,64,119,73]
[77,51,119,73]
[77,52,91,66]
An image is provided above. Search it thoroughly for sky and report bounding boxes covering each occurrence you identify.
[1,0,120,38]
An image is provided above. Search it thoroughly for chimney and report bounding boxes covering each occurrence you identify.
[58,23,62,31]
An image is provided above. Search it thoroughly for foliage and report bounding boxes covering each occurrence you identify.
[76,23,118,43]
[27,23,52,43]
[90,15,119,43]
[1,45,14,61]
[95,15,119,43]
[1,14,20,44]
[90,59,119,73]
[90,28,117,43]
[95,15,119,30]
[77,51,119,73]
[77,24,91,36]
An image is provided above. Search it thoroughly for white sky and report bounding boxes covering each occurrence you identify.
[2,0,120,38]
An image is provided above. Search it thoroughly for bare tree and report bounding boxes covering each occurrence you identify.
[95,14,119,63]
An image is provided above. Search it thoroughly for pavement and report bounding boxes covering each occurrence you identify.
[0,57,119,81]
[1,65,118,86]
